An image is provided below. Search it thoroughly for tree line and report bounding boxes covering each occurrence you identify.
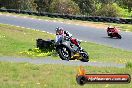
[0,0,132,17]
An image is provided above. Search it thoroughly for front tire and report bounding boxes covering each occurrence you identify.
[80,51,89,62]
[117,34,122,39]
[107,31,112,36]
[56,45,71,61]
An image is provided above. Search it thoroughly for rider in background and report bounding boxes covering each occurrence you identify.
[107,26,116,34]
[55,27,82,50]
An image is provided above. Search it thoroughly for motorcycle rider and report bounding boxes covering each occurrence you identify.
[107,26,116,35]
[55,27,82,51]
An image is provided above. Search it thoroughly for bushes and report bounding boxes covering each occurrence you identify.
[94,3,119,17]
[20,0,38,12]
[0,0,132,17]
[93,3,132,18]
[49,0,80,15]
[73,0,97,15]
[0,0,37,12]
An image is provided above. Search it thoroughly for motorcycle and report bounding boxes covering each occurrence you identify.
[55,36,89,62]
[107,27,122,39]
[36,36,89,62]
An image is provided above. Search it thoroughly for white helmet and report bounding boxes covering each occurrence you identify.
[109,26,113,28]
[55,27,63,31]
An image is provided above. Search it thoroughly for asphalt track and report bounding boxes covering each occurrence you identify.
[0,14,132,51]
[0,57,125,68]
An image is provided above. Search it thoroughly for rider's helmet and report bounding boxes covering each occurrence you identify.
[55,27,64,35]
[108,26,112,28]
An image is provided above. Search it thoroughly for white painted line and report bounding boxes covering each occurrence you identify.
[125,30,130,33]
[67,23,71,24]
[38,19,42,21]
[60,22,64,23]
[31,18,34,20]
[16,26,20,28]
[27,28,31,30]
[21,27,25,29]
[0,23,57,37]
[35,29,37,31]
[45,20,49,22]
[5,15,10,16]
[53,20,57,22]
[32,29,36,30]
[75,24,79,25]
[49,33,52,34]
[42,31,46,32]
[13,16,17,17]
[10,25,14,27]
[23,16,27,18]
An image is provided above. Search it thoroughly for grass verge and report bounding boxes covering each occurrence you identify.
[0,12,132,32]
[81,42,132,63]
[0,23,55,57]
[0,62,131,88]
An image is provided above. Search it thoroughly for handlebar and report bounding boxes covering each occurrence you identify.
[64,36,71,40]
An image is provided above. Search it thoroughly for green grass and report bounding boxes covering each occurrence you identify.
[0,24,132,63]
[1,12,132,32]
[0,62,131,88]
[126,62,132,68]
[0,24,55,57]
[81,42,132,63]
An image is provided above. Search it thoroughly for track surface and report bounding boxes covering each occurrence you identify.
[0,57,125,68]
[0,14,132,51]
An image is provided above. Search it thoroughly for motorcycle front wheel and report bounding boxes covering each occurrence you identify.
[80,51,89,62]
[56,45,71,61]
[117,34,122,39]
